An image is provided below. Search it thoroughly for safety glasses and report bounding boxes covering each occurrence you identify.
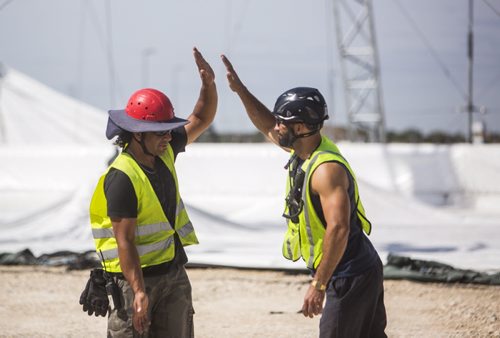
[275,117,299,126]
[152,130,171,137]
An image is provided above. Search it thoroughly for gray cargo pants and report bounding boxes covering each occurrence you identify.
[107,264,194,338]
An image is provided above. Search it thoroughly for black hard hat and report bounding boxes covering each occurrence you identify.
[272,87,329,125]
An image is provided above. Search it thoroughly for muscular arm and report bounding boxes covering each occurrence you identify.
[301,162,351,318]
[184,47,218,145]
[111,217,150,333]
[221,55,282,146]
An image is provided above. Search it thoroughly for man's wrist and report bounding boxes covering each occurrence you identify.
[311,279,327,291]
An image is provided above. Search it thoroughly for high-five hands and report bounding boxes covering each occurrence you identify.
[221,54,246,94]
[193,47,215,87]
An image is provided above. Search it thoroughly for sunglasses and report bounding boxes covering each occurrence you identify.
[275,118,298,126]
[152,130,171,137]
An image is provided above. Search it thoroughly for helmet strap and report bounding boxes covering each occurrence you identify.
[279,128,299,148]
[294,128,320,139]
[280,125,320,148]
[133,133,155,157]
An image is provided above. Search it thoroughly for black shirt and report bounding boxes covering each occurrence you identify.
[104,127,188,275]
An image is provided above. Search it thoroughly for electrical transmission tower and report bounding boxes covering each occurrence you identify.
[332,0,386,142]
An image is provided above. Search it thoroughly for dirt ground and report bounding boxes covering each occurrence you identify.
[0,266,499,338]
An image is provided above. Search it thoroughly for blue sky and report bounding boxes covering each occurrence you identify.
[1,0,499,135]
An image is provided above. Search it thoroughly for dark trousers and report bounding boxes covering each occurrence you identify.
[107,264,194,338]
[319,259,387,338]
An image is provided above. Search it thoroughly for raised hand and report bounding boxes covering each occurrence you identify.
[221,54,246,94]
[193,47,215,86]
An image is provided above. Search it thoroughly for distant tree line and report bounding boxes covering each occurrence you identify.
[195,125,500,143]
[323,126,500,144]
[385,129,500,143]
[387,129,466,143]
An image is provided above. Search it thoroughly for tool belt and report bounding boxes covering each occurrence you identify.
[107,260,176,280]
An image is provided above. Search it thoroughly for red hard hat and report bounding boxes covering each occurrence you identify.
[125,88,174,121]
[105,88,189,139]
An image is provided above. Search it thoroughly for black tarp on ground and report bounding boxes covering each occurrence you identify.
[1,249,500,285]
[0,249,100,270]
[383,254,500,285]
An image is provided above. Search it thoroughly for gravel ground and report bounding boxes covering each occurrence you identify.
[0,266,499,337]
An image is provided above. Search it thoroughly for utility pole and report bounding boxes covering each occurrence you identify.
[463,0,487,143]
[332,0,386,142]
[466,0,474,143]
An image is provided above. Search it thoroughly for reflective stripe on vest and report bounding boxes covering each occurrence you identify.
[175,199,195,239]
[302,151,325,269]
[92,221,174,239]
[100,236,175,261]
[282,136,372,269]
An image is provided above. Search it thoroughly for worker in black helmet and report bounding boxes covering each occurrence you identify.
[222,55,387,338]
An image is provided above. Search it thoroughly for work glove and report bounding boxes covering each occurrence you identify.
[79,268,109,317]
[79,277,93,315]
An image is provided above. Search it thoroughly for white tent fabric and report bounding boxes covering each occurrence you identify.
[1,68,499,272]
[0,67,115,253]
[0,68,109,145]
[176,143,500,271]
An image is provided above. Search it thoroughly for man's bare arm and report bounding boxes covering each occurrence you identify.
[221,54,282,146]
[111,217,150,333]
[301,163,351,318]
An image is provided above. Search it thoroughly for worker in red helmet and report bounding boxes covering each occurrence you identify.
[83,48,217,337]
[221,55,387,338]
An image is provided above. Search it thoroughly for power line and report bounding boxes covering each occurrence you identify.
[391,0,468,101]
[476,1,500,98]
[482,0,500,17]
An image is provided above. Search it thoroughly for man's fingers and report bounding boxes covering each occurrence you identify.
[301,303,309,317]
[193,47,208,68]
[223,57,241,88]
[221,54,235,72]
[134,314,144,334]
[193,46,202,59]
[301,300,322,318]
[193,47,215,84]
[307,303,314,318]
[313,305,321,316]
[133,314,150,334]
[221,54,230,67]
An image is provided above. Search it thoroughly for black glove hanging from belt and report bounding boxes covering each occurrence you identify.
[79,268,109,317]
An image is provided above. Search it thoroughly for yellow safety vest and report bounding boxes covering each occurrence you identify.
[89,145,198,273]
[282,136,371,269]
